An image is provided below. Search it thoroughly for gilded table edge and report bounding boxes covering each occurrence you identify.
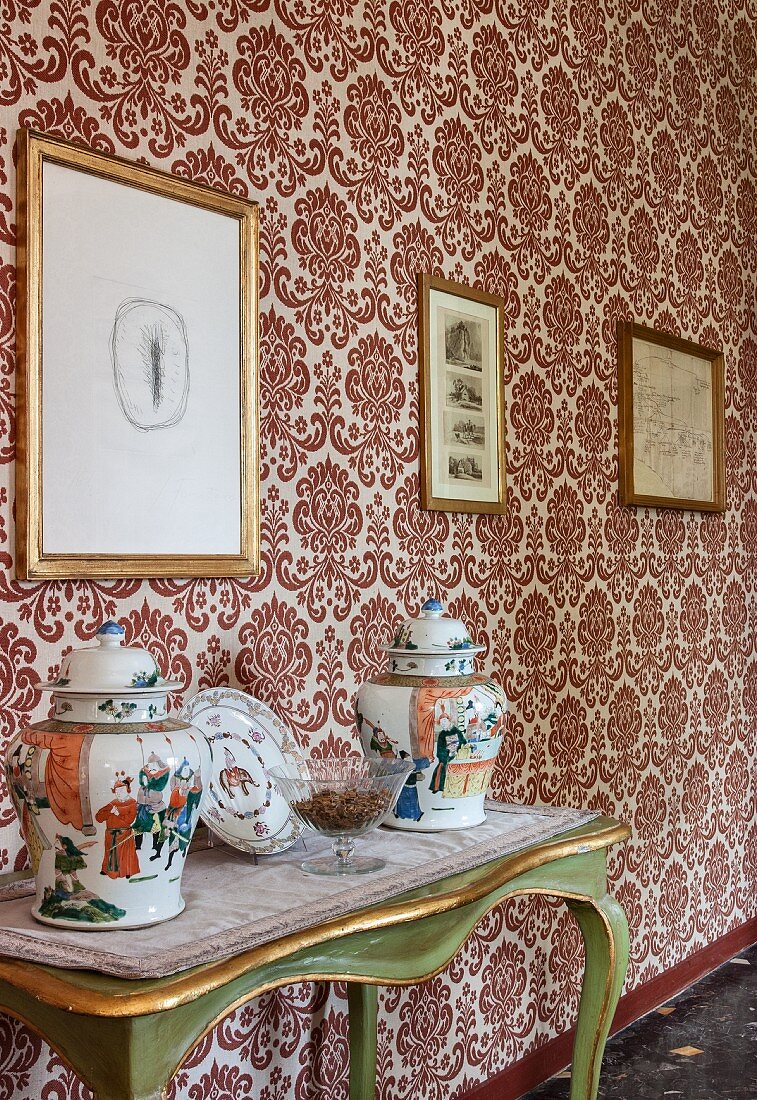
[0,816,630,1017]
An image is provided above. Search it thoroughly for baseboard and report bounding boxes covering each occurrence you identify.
[607,915,756,1035]
[460,915,757,1100]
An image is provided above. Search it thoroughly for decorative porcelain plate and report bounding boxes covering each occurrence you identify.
[179,689,304,856]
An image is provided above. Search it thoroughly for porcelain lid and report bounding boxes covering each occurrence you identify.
[38,620,181,696]
[383,598,485,657]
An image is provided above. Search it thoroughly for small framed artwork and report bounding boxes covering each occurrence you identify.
[15,128,259,579]
[418,274,506,514]
[617,320,725,512]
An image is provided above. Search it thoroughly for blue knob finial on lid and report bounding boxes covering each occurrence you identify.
[97,620,125,636]
[421,598,444,614]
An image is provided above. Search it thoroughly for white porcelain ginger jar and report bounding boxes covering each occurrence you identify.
[5,620,211,929]
[356,598,508,831]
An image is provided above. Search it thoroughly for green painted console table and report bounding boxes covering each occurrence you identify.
[0,816,629,1100]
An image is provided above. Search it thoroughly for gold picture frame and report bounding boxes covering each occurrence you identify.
[16,128,259,579]
[617,320,725,512]
[418,274,507,514]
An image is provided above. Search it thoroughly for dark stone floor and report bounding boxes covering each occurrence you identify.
[521,944,756,1100]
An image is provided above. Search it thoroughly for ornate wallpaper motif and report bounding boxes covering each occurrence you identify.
[0,0,754,1096]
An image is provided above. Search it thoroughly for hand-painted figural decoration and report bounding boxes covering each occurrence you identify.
[356,599,508,831]
[4,621,210,929]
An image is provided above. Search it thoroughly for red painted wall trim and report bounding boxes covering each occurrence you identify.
[460,916,757,1100]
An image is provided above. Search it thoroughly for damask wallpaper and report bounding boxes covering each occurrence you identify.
[0,0,754,1097]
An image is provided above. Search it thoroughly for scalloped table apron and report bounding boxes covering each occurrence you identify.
[0,802,630,1100]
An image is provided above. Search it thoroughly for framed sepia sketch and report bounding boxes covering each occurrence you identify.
[418,274,506,514]
[16,128,260,579]
[617,320,725,512]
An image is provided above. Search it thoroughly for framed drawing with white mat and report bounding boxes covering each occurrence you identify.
[15,128,259,579]
[418,273,507,514]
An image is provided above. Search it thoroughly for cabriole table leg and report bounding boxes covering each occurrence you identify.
[0,979,217,1100]
[0,1006,171,1100]
[565,894,630,1100]
[348,981,378,1100]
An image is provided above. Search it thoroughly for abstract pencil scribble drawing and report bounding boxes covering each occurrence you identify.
[111,299,189,431]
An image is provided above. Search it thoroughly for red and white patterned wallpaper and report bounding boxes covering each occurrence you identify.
[0,0,755,1096]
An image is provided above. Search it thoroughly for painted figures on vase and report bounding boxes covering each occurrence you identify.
[8,743,50,874]
[356,599,508,831]
[366,718,399,759]
[133,745,170,858]
[164,758,203,869]
[95,772,140,879]
[2,582,211,934]
[394,751,430,822]
[37,834,126,924]
[359,689,503,799]
[7,719,207,927]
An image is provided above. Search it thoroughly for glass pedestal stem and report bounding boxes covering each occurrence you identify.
[332,835,355,869]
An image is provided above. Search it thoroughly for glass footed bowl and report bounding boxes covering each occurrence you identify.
[267,757,413,875]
